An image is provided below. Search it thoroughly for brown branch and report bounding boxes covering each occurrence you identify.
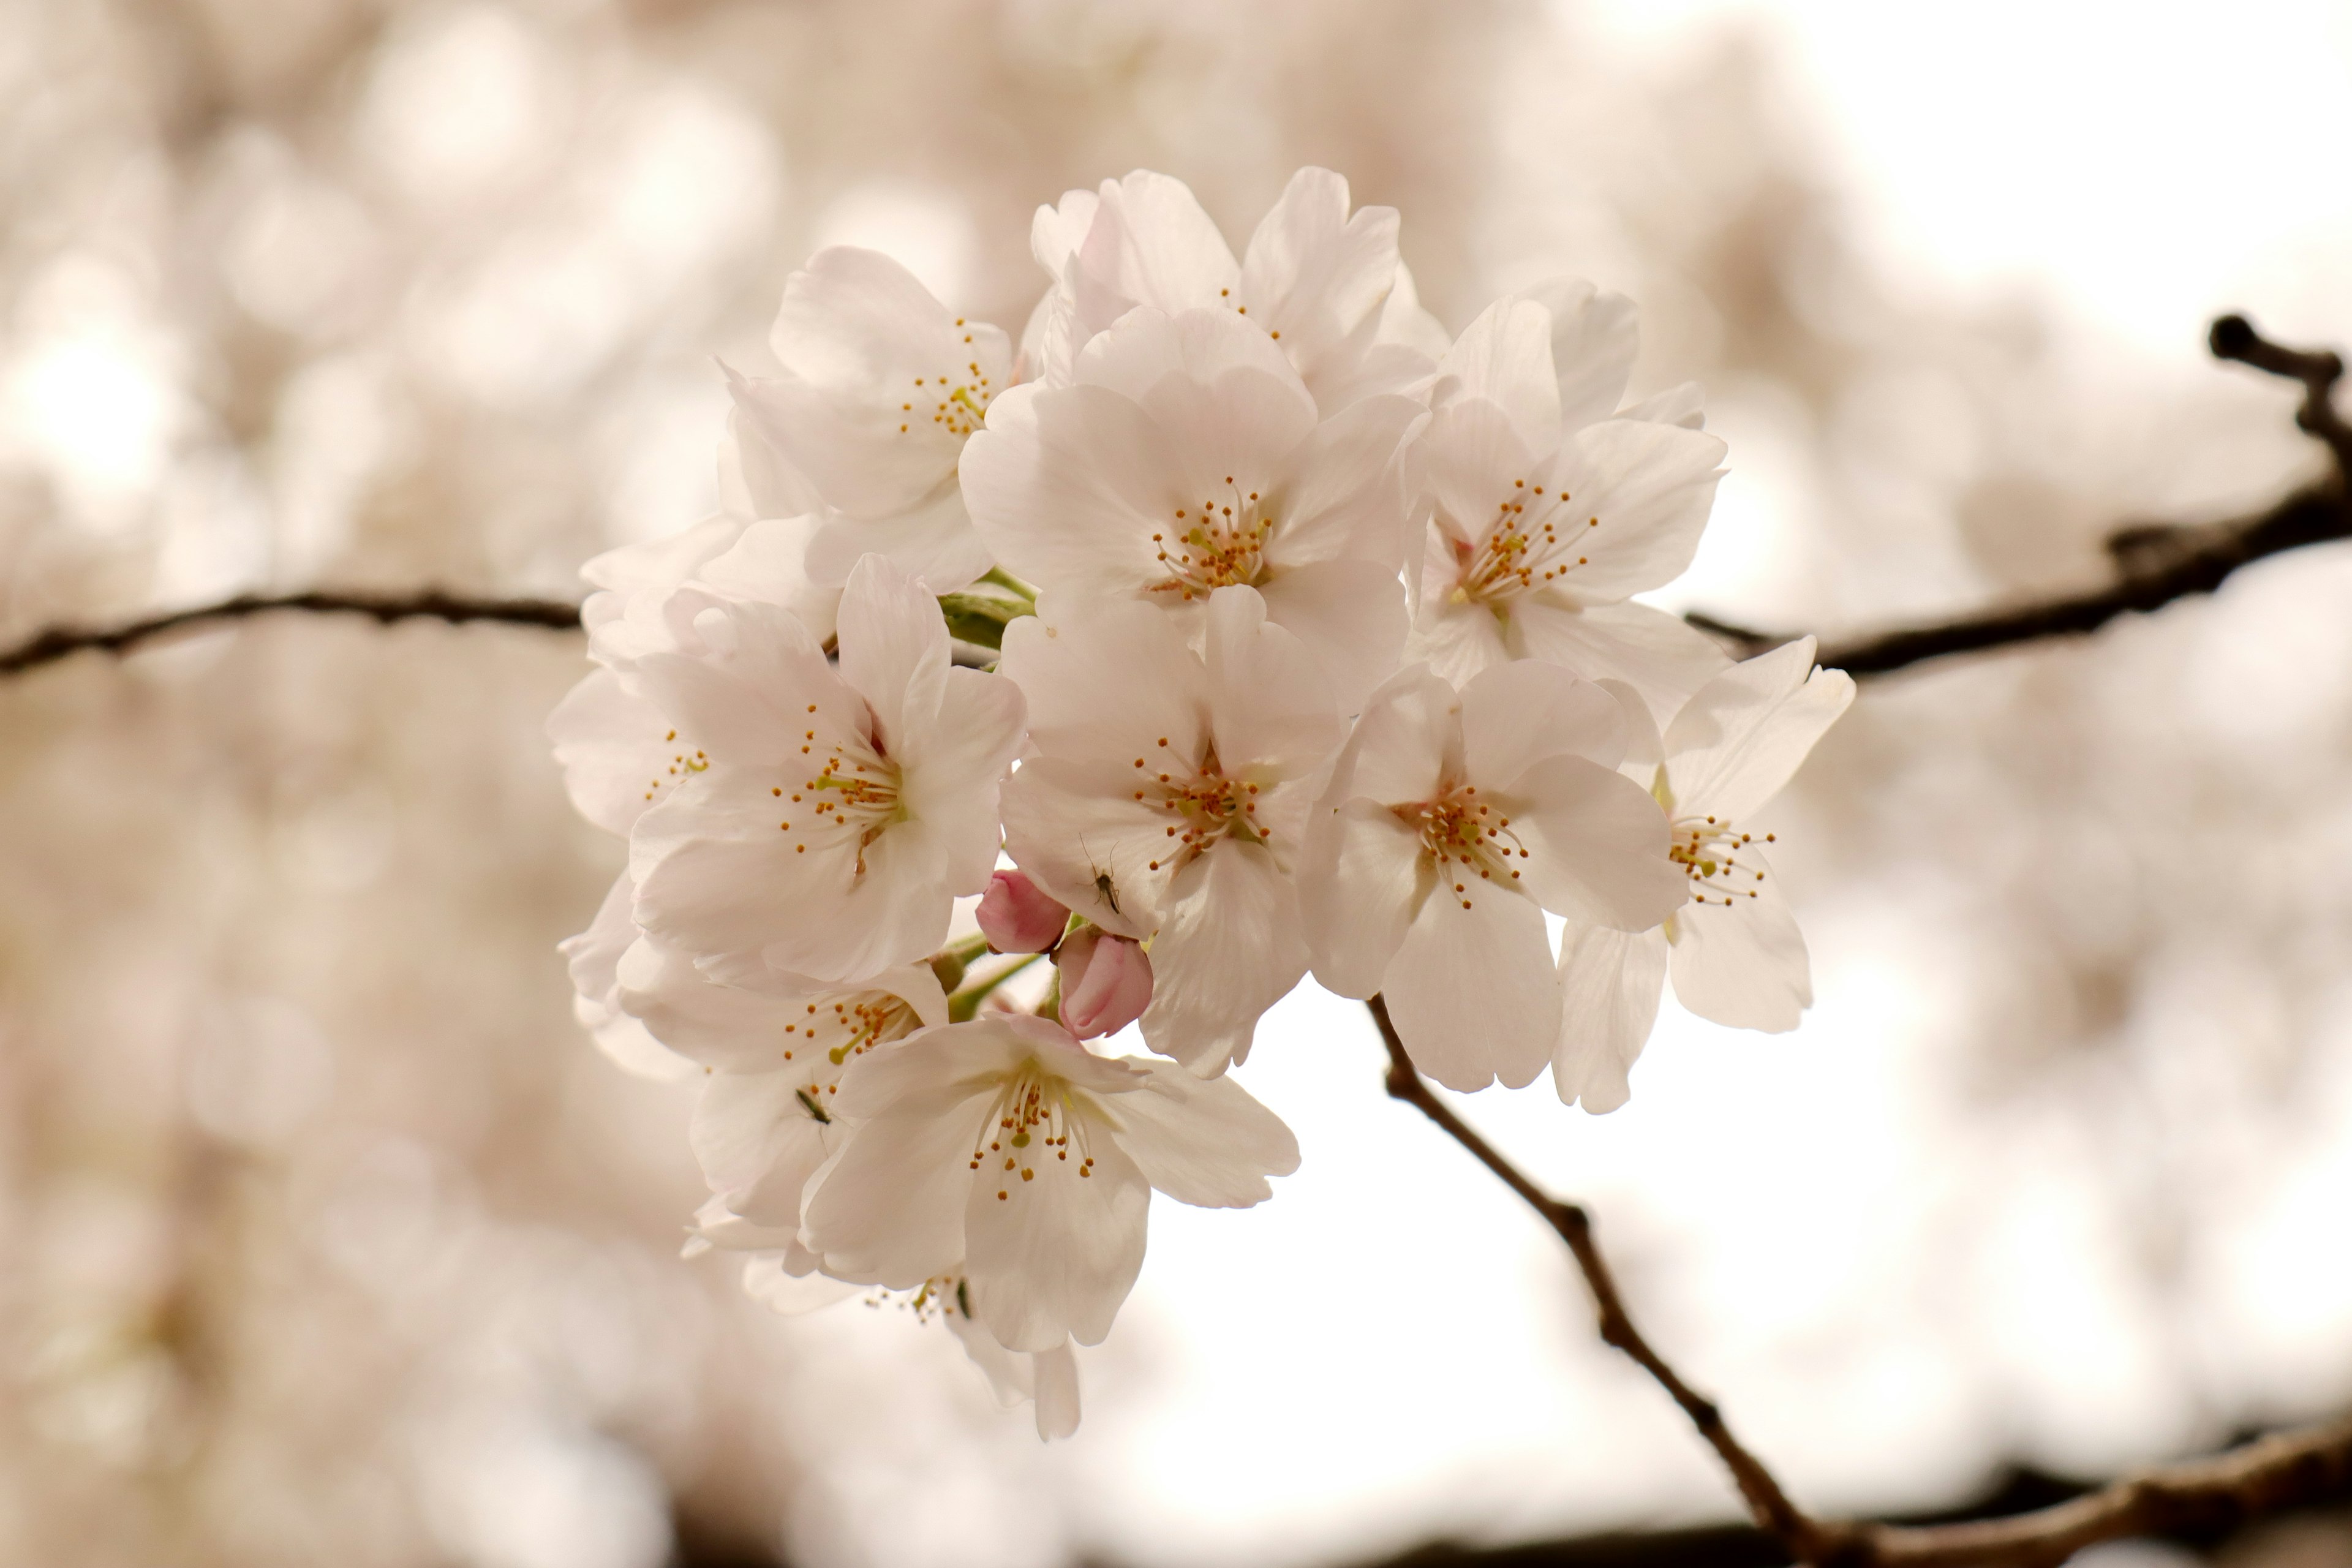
[0,589,586,676]
[1691,315,2352,679]
[1368,997,2352,1568]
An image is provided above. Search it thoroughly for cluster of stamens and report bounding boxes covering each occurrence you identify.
[1398,784,1528,910]
[774,703,904,875]
[1454,478,1601,605]
[968,1069,1096,1200]
[1127,737,1265,874]
[896,323,994,438]
[644,728,707,801]
[1147,477,1274,600]
[780,990,921,1121]
[868,1275,974,1324]
[1670,815,1774,906]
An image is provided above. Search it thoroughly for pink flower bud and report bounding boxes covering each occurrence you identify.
[1055,929,1153,1041]
[976,869,1067,954]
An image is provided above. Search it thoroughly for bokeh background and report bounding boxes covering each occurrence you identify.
[3,2,2350,1565]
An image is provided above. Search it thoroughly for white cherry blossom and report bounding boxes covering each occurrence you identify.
[727,246,1008,598]
[801,1012,1298,1352]
[1302,660,1687,1091]
[1403,292,1732,711]
[1555,638,1855,1110]
[964,305,1423,706]
[996,587,1344,1074]
[625,554,1025,982]
[1023,166,1438,410]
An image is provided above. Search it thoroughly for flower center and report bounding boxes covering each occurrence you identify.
[898,328,995,440]
[967,1066,1099,1199]
[644,726,707,802]
[1449,479,1602,609]
[1128,738,1268,873]
[778,989,924,1120]
[1147,478,1275,600]
[1669,815,1775,907]
[1396,783,1528,910]
[874,1273,974,1324]
[774,706,906,876]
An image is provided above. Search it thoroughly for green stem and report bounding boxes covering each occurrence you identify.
[947,951,1046,1022]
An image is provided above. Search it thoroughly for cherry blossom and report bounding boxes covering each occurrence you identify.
[1403,292,1732,710]
[801,1012,1298,1352]
[964,304,1424,706]
[625,554,1025,982]
[995,587,1343,1074]
[976,867,1069,954]
[1555,638,1855,1110]
[1054,929,1153,1040]
[1302,660,1687,1091]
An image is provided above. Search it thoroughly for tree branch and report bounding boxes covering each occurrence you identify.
[1690,315,2352,679]
[0,589,586,676]
[1368,997,2352,1567]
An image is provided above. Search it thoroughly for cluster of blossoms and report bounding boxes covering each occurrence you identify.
[549,169,1853,1438]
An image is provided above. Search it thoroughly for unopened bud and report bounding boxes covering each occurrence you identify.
[1054,929,1153,1040]
[976,869,1068,954]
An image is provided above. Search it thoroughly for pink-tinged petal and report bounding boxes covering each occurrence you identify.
[1070,304,1300,408]
[1138,364,1319,510]
[1055,931,1154,1041]
[619,598,838,770]
[1073,172,1240,331]
[559,877,699,1082]
[1404,595,1511,687]
[1506,598,1731,715]
[835,554,950,762]
[1201,587,1344,779]
[748,247,1009,517]
[979,870,1070,954]
[617,942,945,1072]
[1503,754,1684,931]
[1616,380,1706,429]
[833,1015,1140,1121]
[1407,399,1541,549]
[803,1098,992,1288]
[1329,665,1458,807]
[1458,659,1627,789]
[1512,277,1639,435]
[690,1072,834,1226]
[997,603,1208,764]
[1661,638,1855,821]
[1138,840,1311,1075]
[718,407,825,523]
[1433,298,1561,451]
[965,1125,1148,1351]
[802,481,993,598]
[1110,1058,1300,1207]
[1381,883,1558,1091]
[698,514,841,643]
[1031,1341,1082,1440]
[1554,922,1670,1111]
[1668,864,1812,1031]
[960,383,1193,598]
[1000,758,1170,941]
[548,668,673,836]
[1239,167,1402,387]
[1261,392,1424,572]
[1536,418,1727,602]
[1301,799,1428,1000]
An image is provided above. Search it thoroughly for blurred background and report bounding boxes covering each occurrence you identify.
[2,1,2350,1565]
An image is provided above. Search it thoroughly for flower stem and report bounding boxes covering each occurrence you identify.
[946,952,1043,1022]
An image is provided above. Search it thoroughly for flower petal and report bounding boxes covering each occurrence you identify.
[1504,753,1684,931]
[1433,298,1561,452]
[1139,840,1311,1075]
[1302,798,1428,1000]
[1667,850,1812,1031]
[559,877,699,1082]
[997,599,1209,764]
[690,1071,834,1226]
[1537,417,1727,602]
[960,383,1193,599]
[1457,658,1627,790]
[1109,1057,1300,1207]
[1254,558,1408,715]
[1238,168,1402,389]
[1382,883,1558,1091]
[1662,638,1856,821]
[1201,586,1344,781]
[1507,598,1731,715]
[835,554,950,763]
[1553,922,1669,1111]
[965,1124,1149,1351]
[801,1091,995,1289]
[548,668,674,837]
[1511,277,1638,435]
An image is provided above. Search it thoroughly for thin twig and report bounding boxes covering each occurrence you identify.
[0,589,584,676]
[1366,996,1839,1563]
[1368,997,2352,1567]
[1691,315,2352,679]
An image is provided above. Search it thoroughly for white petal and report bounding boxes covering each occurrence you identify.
[1264,392,1426,572]
[1505,754,1684,931]
[1301,798,1428,1000]
[1434,298,1561,451]
[691,1071,834,1226]
[1507,598,1732,715]
[802,1093,993,1289]
[1254,558,1408,715]
[1537,417,1727,601]
[1201,587,1344,780]
[1662,638,1856,821]
[1457,658,1626,790]
[996,600,1210,763]
[835,554,950,763]
[1553,923,1669,1111]
[1668,850,1812,1031]
[1000,758,1174,940]
[698,514,842,642]
[1404,594,1511,688]
[1408,399,1542,548]
[1138,841,1311,1076]
[802,481,992,598]
[559,878,700,1082]
[1512,277,1638,434]
[547,668,672,837]
[902,666,1025,895]
[1110,1057,1300,1207]
[965,1127,1148,1351]
[1594,677,1665,780]
[1381,884,1557,1091]
[1076,171,1239,325]
[1070,303,1300,408]
[960,382,1194,598]
[1616,380,1706,429]
[1237,168,1402,386]
[718,406,826,522]
[1031,1341,1082,1439]
[740,1256,863,1316]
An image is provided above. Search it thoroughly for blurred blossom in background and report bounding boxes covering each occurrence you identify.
[2,2,2351,1566]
